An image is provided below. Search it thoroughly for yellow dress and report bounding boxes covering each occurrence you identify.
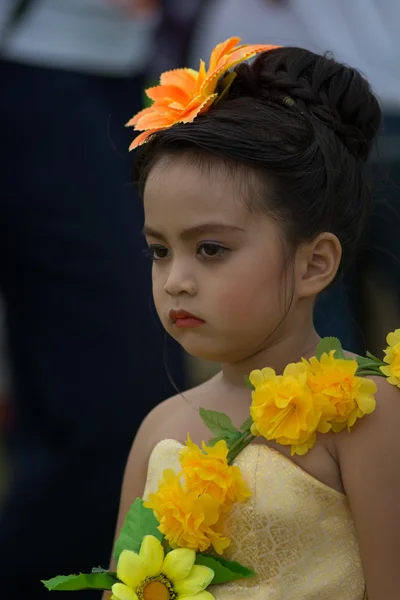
[143,439,367,600]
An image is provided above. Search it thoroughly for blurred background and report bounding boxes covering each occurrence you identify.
[0,1,398,598]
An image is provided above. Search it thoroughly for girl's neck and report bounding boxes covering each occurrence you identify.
[220,322,320,389]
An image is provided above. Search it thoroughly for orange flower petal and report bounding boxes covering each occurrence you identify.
[201,44,279,97]
[195,59,207,95]
[168,101,187,111]
[208,36,242,72]
[160,68,198,91]
[146,84,191,106]
[125,105,155,127]
[223,44,280,72]
[149,100,181,114]
[179,93,218,123]
[135,105,182,129]
[201,63,230,97]
[135,111,176,130]
[129,128,164,150]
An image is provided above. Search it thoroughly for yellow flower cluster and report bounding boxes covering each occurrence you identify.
[180,436,251,507]
[381,329,400,388]
[145,438,251,555]
[250,352,377,455]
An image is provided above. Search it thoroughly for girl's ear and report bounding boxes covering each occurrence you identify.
[295,233,342,298]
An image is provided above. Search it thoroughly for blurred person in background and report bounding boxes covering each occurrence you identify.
[0,0,204,597]
[192,0,400,355]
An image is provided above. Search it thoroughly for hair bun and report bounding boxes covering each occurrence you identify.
[231,47,381,162]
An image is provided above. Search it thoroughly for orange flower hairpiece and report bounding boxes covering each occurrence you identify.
[126,37,279,150]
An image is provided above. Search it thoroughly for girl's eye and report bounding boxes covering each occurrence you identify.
[146,244,170,261]
[197,242,228,260]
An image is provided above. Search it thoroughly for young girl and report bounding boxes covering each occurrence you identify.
[107,43,400,599]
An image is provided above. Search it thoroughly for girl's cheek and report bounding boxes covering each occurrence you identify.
[212,282,269,315]
[211,268,282,319]
[151,280,165,313]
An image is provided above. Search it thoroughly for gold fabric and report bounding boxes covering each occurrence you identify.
[143,439,367,600]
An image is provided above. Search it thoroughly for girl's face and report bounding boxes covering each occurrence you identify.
[143,157,294,363]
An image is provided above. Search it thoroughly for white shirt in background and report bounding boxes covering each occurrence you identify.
[0,0,159,76]
[192,0,400,109]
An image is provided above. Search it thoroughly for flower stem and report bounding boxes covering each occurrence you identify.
[227,431,248,460]
[357,369,384,377]
[227,432,256,464]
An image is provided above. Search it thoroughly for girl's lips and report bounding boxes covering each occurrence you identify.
[174,317,205,329]
[169,309,205,328]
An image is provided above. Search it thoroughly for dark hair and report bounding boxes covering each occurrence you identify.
[135,47,382,271]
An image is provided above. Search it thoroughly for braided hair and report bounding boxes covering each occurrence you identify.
[135,47,381,273]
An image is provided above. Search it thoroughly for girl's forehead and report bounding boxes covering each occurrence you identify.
[144,158,249,223]
[143,158,279,244]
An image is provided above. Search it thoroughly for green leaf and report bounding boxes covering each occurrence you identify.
[207,431,242,449]
[143,80,157,108]
[113,498,162,564]
[366,351,383,363]
[162,537,173,555]
[200,408,239,439]
[207,437,220,447]
[240,416,253,432]
[356,356,381,371]
[356,370,383,377]
[356,355,372,367]
[42,572,117,591]
[214,71,237,105]
[315,337,345,360]
[244,375,255,391]
[92,567,117,577]
[195,554,255,584]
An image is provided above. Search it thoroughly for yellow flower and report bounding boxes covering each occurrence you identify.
[381,329,400,388]
[249,363,328,455]
[111,535,215,600]
[144,469,230,555]
[179,437,251,508]
[304,351,377,432]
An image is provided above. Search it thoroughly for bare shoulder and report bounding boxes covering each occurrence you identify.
[109,377,216,568]
[371,375,400,420]
[138,376,216,450]
[336,377,400,599]
[335,376,400,471]
[124,375,217,482]
[337,375,400,455]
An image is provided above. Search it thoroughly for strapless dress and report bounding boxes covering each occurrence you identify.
[143,439,366,600]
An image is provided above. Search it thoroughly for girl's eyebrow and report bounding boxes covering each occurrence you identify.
[142,223,245,241]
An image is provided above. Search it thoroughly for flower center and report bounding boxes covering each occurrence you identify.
[267,405,295,436]
[137,574,177,600]
[143,581,170,600]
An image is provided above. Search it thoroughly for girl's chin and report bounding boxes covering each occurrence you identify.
[176,340,243,365]
[167,325,262,364]
[171,335,221,363]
